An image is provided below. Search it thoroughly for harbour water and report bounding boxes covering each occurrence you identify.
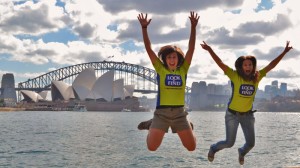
[0,111,299,168]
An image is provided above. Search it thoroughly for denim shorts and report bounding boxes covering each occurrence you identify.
[150,107,190,133]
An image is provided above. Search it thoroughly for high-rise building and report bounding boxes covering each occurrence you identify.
[271,80,278,88]
[280,83,287,96]
[0,73,17,106]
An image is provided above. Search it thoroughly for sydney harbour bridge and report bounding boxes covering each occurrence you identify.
[17,61,192,102]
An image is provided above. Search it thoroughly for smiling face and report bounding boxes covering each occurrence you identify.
[158,45,184,70]
[166,52,178,71]
[242,59,254,76]
[235,55,257,82]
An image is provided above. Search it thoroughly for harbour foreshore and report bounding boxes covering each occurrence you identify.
[0,107,26,112]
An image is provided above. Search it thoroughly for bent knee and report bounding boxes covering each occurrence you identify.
[147,144,160,151]
[186,145,196,151]
[226,141,235,148]
[248,142,255,148]
[184,142,196,151]
[147,146,158,151]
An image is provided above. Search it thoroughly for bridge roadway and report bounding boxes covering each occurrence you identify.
[14,87,158,94]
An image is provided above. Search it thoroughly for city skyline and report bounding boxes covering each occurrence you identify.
[1,70,298,105]
[0,0,299,91]
[7,60,297,93]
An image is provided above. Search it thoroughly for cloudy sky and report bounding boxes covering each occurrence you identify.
[0,0,299,91]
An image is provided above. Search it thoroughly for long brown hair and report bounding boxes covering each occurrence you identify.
[158,45,184,68]
[235,56,259,83]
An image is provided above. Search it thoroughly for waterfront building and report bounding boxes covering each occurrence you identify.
[279,82,287,96]
[272,80,279,88]
[0,73,17,107]
[20,90,45,103]
[20,68,135,103]
[18,68,139,111]
[51,80,75,101]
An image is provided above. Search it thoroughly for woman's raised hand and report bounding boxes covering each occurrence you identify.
[189,11,200,27]
[284,41,293,53]
[200,41,211,51]
[137,13,151,28]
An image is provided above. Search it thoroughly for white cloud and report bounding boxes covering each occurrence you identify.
[64,0,118,41]
[0,0,66,36]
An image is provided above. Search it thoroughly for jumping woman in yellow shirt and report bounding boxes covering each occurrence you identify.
[137,11,199,151]
[200,41,293,165]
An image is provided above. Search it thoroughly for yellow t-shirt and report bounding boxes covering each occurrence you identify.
[153,58,189,106]
[225,67,266,112]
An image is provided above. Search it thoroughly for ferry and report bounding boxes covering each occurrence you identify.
[73,103,87,112]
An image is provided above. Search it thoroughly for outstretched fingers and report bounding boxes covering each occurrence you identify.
[189,11,200,26]
[200,41,211,50]
[137,13,151,28]
[286,41,290,49]
[285,41,293,52]
[190,11,199,19]
[137,13,147,20]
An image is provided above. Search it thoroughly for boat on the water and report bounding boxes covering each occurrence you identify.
[73,103,87,112]
[121,108,131,112]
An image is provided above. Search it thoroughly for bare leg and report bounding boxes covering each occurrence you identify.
[146,128,165,151]
[177,128,196,151]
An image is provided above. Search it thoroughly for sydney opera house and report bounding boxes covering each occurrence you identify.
[19,68,142,111]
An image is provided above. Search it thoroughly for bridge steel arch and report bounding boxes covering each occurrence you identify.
[17,61,191,94]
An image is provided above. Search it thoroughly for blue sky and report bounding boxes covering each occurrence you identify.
[0,0,299,90]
